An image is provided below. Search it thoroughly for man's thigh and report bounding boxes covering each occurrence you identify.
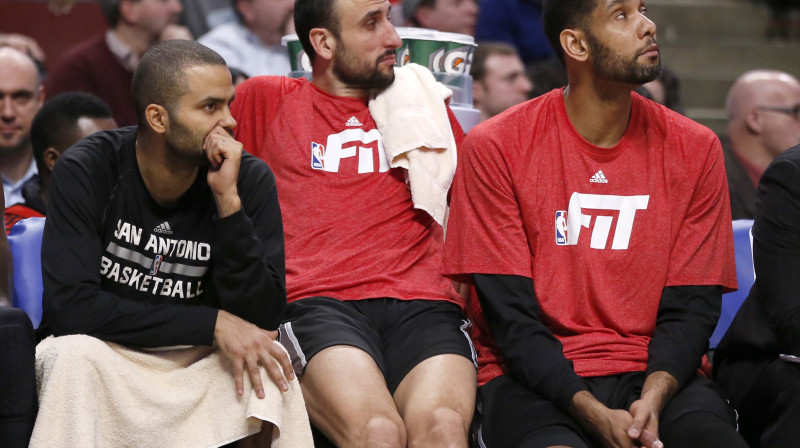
[299,345,407,447]
[279,297,476,393]
[659,375,739,436]
[278,296,387,377]
[380,299,477,393]
[476,375,590,448]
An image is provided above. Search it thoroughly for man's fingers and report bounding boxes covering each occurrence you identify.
[247,358,266,399]
[259,352,290,393]
[267,340,295,381]
[233,358,245,396]
[627,406,648,439]
[640,429,662,448]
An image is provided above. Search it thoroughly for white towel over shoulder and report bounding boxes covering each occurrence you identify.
[31,335,313,448]
[369,63,457,225]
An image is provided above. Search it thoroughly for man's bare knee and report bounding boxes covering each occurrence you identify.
[407,407,468,448]
[359,416,406,448]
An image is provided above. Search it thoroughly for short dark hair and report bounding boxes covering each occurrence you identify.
[132,40,227,126]
[470,42,519,83]
[97,0,130,28]
[30,92,113,171]
[294,0,340,63]
[403,0,436,27]
[542,0,597,65]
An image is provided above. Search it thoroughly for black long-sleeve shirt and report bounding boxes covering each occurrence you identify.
[475,274,721,412]
[40,127,286,347]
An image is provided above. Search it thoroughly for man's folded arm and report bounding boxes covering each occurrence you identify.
[210,164,286,331]
[473,273,588,412]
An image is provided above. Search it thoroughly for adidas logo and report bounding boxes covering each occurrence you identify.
[154,221,173,235]
[590,170,608,183]
[345,116,362,127]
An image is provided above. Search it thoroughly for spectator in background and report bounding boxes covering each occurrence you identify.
[471,42,532,123]
[10,93,117,228]
[0,47,44,209]
[45,0,192,127]
[0,34,47,80]
[181,0,237,38]
[198,0,294,77]
[714,143,800,448]
[403,0,478,36]
[640,65,685,115]
[724,69,800,219]
[527,59,568,98]
[473,0,555,68]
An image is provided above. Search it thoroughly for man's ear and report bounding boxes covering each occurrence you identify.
[561,28,590,63]
[35,84,45,109]
[744,109,763,135]
[43,147,62,172]
[309,28,336,62]
[145,104,170,135]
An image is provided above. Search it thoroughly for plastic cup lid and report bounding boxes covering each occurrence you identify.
[281,34,299,46]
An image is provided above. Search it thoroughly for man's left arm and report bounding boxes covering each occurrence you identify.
[204,126,291,397]
[205,126,286,330]
[630,135,736,443]
[627,285,722,444]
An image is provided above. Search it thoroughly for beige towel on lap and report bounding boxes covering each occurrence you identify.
[369,63,457,226]
[31,335,312,448]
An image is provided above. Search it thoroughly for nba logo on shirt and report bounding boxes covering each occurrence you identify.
[150,254,163,276]
[555,211,568,245]
[311,142,325,170]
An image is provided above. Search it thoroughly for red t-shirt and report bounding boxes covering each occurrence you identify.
[232,76,464,306]
[443,89,737,385]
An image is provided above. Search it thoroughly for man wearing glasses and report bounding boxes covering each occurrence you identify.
[723,69,800,219]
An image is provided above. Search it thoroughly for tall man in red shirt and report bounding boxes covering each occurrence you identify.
[230,0,477,447]
[443,0,749,447]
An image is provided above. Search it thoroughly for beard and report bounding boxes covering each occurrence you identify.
[587,30,662,86]
[332,42,396,91]
[164,113,209,166]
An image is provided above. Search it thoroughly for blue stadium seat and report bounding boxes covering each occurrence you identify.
[709,219,755,349]
[8,217,45,328]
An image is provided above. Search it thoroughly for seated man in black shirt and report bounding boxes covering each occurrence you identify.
[715,143,800,448]
[33,40,307,447]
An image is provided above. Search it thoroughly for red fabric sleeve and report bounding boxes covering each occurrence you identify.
[443,123,532,280]
[666,135,737,292]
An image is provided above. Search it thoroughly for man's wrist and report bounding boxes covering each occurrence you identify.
[640,371,679,412]
[570,390,608,429]
[214,192,242,218]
